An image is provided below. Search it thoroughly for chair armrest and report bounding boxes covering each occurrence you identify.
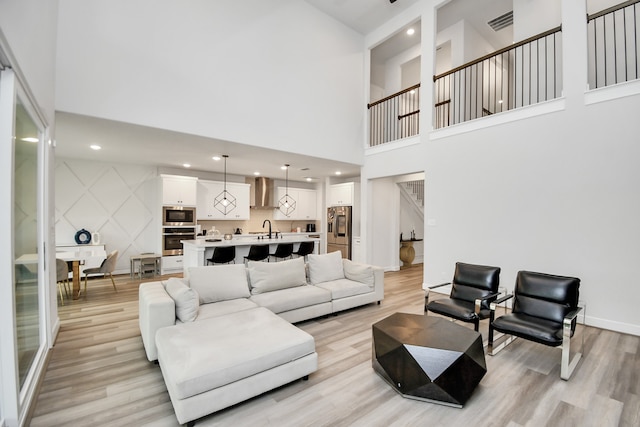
[428,282,451,289]
[474,292,503,314]
[490,293,514,311]
[563,306,583,326]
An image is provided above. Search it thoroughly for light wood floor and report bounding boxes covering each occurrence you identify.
[30,266,639,427]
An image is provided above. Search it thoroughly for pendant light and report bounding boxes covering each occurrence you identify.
[214,155,237,215]
[278,164,296,217]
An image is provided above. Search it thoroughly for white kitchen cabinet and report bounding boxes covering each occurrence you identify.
[273,187,317,220]
[162,175,197,206]
[328,182,354,206]
[296,189,317,220]
[162,255,184,273]
[197,180,250,220]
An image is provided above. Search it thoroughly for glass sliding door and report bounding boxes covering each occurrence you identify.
[0,67,48,425]
[14,96,42,389]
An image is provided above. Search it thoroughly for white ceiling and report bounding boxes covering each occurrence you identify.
[54,0,513,182]
[54,112,362,183]
[304,0,422,35]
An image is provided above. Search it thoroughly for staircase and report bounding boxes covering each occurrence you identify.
[399,180,424,216]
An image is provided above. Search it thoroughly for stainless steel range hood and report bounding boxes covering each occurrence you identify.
[247,176,276,209]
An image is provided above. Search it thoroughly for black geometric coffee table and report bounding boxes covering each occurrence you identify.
[372,312,486,407]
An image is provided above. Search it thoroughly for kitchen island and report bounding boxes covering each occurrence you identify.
[181,234,321,277]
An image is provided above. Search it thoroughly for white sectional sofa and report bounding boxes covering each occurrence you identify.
[138,251,384,426]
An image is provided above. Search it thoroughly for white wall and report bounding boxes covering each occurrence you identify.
[55,0,365,165]
[362,0,640,336]
[0,0,58,121]
[513,0,561,41]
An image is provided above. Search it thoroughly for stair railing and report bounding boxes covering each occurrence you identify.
[433,26,562,129]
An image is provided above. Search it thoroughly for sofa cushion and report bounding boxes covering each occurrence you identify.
[155,307,315,400]
[195,298,259,322]
[248,257,306,295]
[343,259,375,287]
[315,278,373,300]
[307,251,344,284]
[249,285,331,314]
[188,264,250,304]
[165,278,199,323]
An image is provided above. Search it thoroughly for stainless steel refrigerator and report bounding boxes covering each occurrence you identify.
[327,206,352,259]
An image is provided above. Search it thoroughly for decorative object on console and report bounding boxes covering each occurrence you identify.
[74,228,91,245]
[214,155,237,215]
[278,164,296,216]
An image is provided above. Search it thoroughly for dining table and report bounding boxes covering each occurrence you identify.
[56,248,107,299]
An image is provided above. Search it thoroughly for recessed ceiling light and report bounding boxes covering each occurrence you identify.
[21,137,39,143]
[335,171,342,175]
[306,177,313,182]
[253,171,260,176]
[281,165,288,170]
[90,144,101,150]
[183,163,191,168]
[212,156,221,161]
[407,28,415,36]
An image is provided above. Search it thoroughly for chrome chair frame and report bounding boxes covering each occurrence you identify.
[488,294,585,381]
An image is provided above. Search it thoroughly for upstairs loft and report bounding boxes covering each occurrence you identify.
[367,0,640,148]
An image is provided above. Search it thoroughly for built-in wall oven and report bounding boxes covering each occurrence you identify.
[162,227,196,256]
[163,206,196,226]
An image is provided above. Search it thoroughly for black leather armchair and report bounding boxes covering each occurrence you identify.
[488,270,583,380]
[425,262,501,331]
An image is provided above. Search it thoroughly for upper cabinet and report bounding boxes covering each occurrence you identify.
[328,182,354,206]
[197,180,250,220]
[162,175,197,206]
[273,187,317,220]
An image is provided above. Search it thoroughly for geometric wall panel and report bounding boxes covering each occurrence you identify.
[55,158,159,274]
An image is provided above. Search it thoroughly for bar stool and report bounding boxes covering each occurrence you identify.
[293,241,315,261]
[206,246,236,265]
[269,243,293,262]
[244,245,270,263]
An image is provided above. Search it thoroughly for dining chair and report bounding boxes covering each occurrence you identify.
[82,250,119,296]
[56,258,71,305]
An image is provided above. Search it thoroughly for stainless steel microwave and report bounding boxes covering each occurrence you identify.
[162,206,196,226]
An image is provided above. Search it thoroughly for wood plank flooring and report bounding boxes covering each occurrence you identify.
[29,266,639,426]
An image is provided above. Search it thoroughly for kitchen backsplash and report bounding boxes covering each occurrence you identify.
[197,209,318,235]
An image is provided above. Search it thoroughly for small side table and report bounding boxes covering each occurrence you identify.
[130,253,162,279]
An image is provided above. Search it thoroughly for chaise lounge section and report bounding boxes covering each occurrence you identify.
[138,251,384,425]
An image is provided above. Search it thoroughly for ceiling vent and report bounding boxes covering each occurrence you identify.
[487,11,513,32]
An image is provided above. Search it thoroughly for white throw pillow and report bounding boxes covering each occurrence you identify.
[307,251,345,284]
[165,278,199,322]
[188,264,250,304]
[248,257,307,295]
[343,259,375,287]
[162,277,188,289]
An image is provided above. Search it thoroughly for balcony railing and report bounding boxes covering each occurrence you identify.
[433,27,562,129]
[367,84,420,147]
[588,0,640,89]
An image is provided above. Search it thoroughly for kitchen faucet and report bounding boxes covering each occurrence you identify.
[263,219,272,239]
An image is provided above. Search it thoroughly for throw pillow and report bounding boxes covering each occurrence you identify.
[248,257,306,294]
[307,251,344,284]
[165,278,199,322]
[343,259,375,287]
[162,277,188,289]
[188,264,250,304]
